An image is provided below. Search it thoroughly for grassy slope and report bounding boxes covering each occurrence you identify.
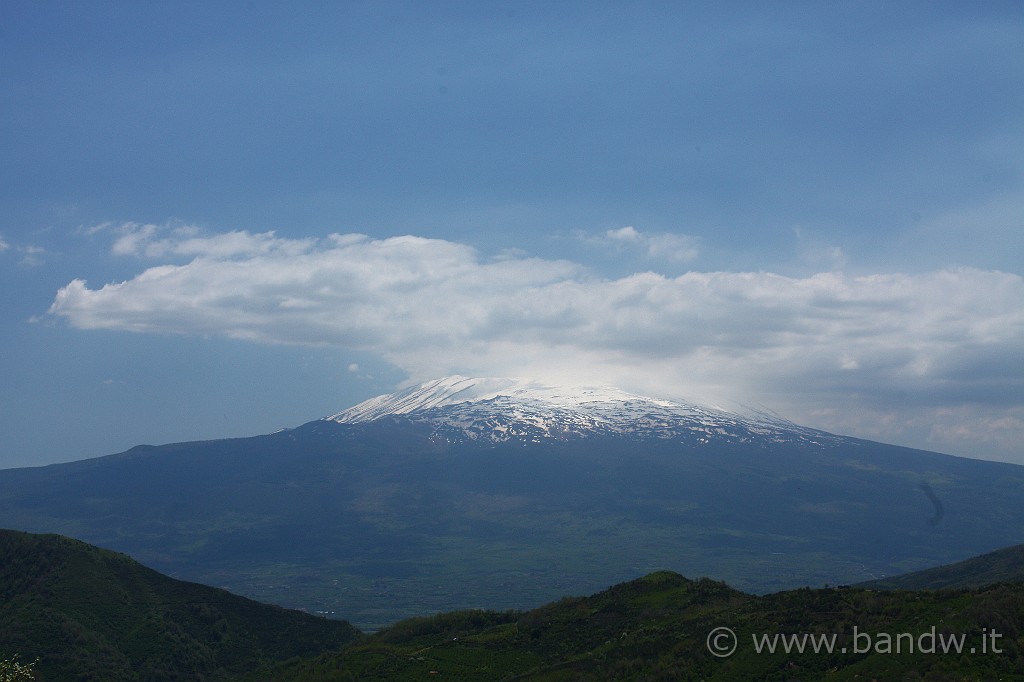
[0,529,360,681]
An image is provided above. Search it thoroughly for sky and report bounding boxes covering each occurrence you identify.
[2,1,1023,468]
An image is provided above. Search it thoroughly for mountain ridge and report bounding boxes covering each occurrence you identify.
[859,542,1024,591]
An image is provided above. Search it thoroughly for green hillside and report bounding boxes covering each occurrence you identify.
[861,543,1024,591]
[262,572,1024,681]
[6,527,1024,680]
[0,529,360,681]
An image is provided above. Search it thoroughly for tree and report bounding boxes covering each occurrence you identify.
[0,655,37,682]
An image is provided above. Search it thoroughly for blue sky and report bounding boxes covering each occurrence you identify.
[2,1,1022,467]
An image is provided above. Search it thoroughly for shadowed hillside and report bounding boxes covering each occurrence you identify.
[861,543,1024,591]
[0,529,360,681]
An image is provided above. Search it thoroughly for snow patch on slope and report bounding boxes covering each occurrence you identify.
[326,376,839,447]
[328,375,675,422]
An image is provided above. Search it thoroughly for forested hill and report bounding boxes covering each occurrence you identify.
[261,571,1024,680]
[0,529,360,681]
[6,528,1024,680]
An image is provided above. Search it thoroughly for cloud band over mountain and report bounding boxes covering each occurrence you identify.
[49,224,1024,461]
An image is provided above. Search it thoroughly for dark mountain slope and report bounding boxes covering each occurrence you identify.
[860,542,1024,590]
[0,529,360,681]
[2,377,1024,628]
[3,416,1024,629]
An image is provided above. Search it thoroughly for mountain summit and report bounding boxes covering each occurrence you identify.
[325,375,836,446]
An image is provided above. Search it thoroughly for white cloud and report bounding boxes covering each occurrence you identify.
[606,226,641,242]
[95,221,317,259]
[0,236,47,266]
[48,229,1024,460]
[643,233,700,262]
[598,226,700,262]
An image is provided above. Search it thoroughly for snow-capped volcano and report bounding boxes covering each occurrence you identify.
[326,375,837,446]
[327,376,676,420]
